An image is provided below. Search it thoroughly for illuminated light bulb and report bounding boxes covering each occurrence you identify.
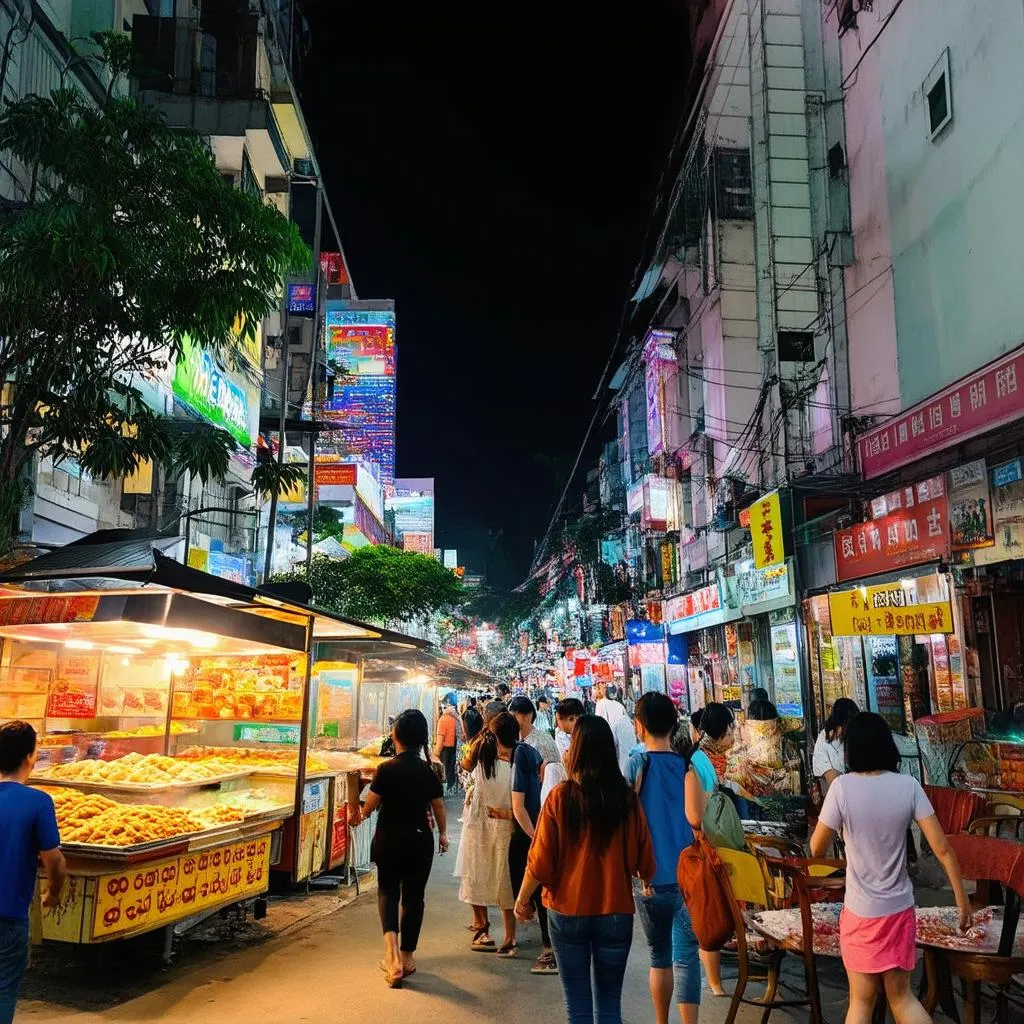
[64,639,94,650]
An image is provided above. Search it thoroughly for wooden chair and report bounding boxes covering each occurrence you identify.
[923,834,1024,1024]
[717,848,842,1024]
[967,815,1024,841]
[984,793,1024,816]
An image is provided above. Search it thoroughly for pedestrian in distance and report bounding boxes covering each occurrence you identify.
[515,714,655,1024]
[746,686,779,721]
[553,697,583,761]
[0,722,65,1024]
[509,694,560,767]
[628,693,704,1024]
[359,709,448,988]
[812,697,860,798]
[497,682,513,706]
[535,694,554,733]
[459,711,520,957]
[435,702,459,795]
[810,712,970,1024]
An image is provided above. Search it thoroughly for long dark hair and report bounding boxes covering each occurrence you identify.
[478,711,519,779]
[825,698,860,742]
[462,706,484,743]
[393,708,430,763]
[563,715,637,852]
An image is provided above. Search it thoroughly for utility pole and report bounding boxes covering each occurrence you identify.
[262,312,290,583]
[305,183,324,575]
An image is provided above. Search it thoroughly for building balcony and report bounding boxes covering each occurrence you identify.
[132,15,290,184]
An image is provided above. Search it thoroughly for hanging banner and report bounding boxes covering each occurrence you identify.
[834,476,949,582]
[828,579,955,636]
[948,459,994,551]
[749,490,784,569]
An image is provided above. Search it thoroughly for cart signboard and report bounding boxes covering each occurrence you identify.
[91,834,272,940]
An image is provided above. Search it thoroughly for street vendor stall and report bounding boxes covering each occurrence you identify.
[0,537,450,943]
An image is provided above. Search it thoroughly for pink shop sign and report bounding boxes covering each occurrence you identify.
[858,346,1024,480]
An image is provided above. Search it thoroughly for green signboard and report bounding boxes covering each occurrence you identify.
[232,724,300,745]
[172,336,253,448]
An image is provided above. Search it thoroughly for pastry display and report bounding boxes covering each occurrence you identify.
[101,723,195,739]
[176,746,329,774]
[171,655,304,722]
[40,751,244,786]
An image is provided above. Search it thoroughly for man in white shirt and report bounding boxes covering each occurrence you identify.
[595,685,635,775]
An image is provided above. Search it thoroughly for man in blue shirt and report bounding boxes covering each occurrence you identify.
[0,722,65,1024]
[627,694,703,1024]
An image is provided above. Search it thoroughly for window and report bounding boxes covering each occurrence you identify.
[924,49,952,140]
[240,149,261,198]
[778,330,815,363]
[714,148,753,220]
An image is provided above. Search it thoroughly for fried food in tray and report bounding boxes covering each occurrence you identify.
[176,746,329,774]
[41,752,242,786]
[40,786,247,848]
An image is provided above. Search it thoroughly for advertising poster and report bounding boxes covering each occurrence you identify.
[948,459,994,551]
[770,621,803,718]
[932,634,953,713]
[315,663,357,741]
[47,651,100,718]
[974,460,1024,565]
[865,635,903,733]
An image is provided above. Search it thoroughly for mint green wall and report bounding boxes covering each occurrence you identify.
[879,2,1024,405]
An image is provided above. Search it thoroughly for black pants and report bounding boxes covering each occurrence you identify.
[375,830,434,952]
[440,746,457,789]
[509,829,550,947]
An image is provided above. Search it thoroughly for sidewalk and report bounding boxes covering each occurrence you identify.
[17,809,866,1024]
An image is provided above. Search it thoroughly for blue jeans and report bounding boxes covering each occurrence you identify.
[633,882,701,1006]
[0,919,28,1024]
[548,910,633,1024]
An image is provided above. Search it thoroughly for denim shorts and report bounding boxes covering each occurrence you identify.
[633,882,701,1006]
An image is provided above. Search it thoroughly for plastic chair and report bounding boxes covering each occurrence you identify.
[717,848,837,1024]
[967,815,1024,841]
[922,784,988,835]
[922,834,1024,1024]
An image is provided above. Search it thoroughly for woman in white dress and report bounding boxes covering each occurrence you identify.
[459,711,519,956]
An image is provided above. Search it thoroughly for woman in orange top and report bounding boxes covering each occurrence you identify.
[515,715,654,1024]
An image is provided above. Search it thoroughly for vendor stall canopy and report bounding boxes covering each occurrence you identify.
[0,533,489,685]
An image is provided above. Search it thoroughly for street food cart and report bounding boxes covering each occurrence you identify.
[0,538,485,944]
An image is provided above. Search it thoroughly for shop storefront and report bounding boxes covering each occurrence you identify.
[666,558,802,720]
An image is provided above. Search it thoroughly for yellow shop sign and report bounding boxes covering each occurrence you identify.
[828,582,954,637]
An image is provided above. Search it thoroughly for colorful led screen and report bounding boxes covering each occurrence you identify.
[321,300,397,487]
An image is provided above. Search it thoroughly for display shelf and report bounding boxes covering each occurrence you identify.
[30,769,254,794]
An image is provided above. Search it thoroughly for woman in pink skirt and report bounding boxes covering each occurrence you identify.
[810,712,970,1024]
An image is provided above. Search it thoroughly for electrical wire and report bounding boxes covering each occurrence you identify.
[841,0,907,91]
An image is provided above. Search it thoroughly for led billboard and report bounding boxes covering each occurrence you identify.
[321,300,397,487]
[387,478,435,553]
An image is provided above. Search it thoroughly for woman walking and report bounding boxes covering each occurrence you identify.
[812,697,860,797]
[360,709,448,987]
[459,711,520,956]
[810,712,970,1024]
[514,715,654,1024]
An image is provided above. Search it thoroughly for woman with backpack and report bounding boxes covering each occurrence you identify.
[688,701,739,997]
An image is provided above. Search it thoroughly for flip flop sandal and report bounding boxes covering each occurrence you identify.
[378,961,404,988]
[471,927,496,950]
[495,942,519,958]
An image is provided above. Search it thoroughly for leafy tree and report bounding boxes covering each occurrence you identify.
[272,547,464,626]
[0,34,308,550]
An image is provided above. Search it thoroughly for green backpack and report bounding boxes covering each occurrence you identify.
[702,785,745,851]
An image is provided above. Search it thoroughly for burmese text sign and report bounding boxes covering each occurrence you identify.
[828,582,954,637]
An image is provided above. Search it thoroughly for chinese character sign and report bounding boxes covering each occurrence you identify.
[828,581,954,637]
[749,490,784,569]
[857,346,1024,479]
[834,491,950,582]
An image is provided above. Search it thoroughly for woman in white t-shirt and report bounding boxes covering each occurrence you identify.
[812,698,859,797]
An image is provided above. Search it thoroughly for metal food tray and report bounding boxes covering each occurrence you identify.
[31,769,254,794]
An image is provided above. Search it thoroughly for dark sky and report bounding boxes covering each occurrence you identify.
[300,2,691,587]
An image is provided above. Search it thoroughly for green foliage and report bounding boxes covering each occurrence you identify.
[272,547,464,626]
[467,580,543,638]
[0,51,308,548]
[250,460,307,501]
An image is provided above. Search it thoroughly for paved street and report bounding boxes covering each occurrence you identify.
[17,802,862,1024]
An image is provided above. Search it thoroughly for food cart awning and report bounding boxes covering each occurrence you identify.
[0,537,430,651]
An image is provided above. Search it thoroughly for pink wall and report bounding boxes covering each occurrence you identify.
[837,6,901,421]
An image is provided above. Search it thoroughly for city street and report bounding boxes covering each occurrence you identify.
[17,805,857,1024]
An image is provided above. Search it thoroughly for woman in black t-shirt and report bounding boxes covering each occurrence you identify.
[359,709,447,987]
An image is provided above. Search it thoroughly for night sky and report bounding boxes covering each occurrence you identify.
[300,2,692,587]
